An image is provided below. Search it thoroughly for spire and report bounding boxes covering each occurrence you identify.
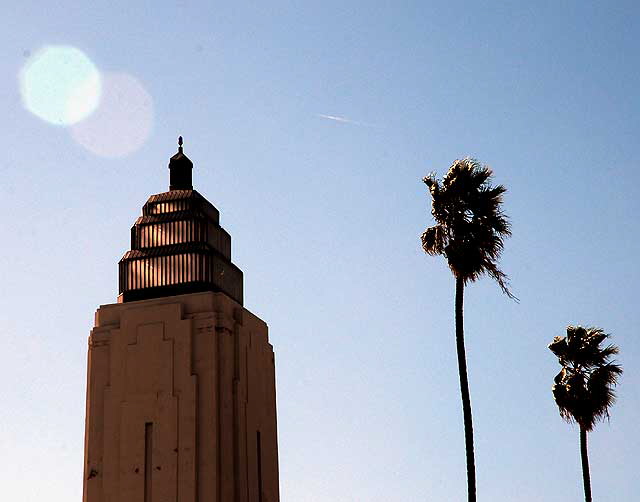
[119,143,244,303]
[169,135,193,190]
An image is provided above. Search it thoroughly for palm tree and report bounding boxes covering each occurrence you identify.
[549,326,622,502]
[421,158,515,502]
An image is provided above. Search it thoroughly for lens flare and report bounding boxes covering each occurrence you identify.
[70,73,154,158]
[19,46,101,126]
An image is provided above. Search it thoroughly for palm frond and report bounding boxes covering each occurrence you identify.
[484,261,517,300]
[421,157,515,298]
[549,336,569,359]
[548,326,622,431]
[599,344,619,360]
[421,225,446,255]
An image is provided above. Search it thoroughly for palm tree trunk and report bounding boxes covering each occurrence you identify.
[455,276,476,502]
[580,425,592,502]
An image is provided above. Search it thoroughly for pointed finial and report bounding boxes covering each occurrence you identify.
[169,135,193,191]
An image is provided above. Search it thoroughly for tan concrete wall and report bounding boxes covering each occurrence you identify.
[83,292,279,502]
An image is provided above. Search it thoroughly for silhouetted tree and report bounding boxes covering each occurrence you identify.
[421,158,515,502]
[549,326,622,502]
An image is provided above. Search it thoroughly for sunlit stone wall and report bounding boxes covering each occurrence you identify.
[83,291,280,502]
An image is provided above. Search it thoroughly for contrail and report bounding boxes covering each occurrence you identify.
[317,114,375,127]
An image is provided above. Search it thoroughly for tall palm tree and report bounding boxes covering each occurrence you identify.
[549,326,622,502]
[421,158,515,502]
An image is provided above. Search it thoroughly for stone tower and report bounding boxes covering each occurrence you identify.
[82,139,279,502]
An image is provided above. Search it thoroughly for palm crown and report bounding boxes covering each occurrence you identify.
[549,326,622,431]
[421,158,514,297]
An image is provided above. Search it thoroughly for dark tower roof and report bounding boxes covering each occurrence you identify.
[118,138,243,304]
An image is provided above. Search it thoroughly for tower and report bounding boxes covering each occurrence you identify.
[83,139,279,502]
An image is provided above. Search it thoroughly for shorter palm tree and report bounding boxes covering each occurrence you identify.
[548,326,622,502]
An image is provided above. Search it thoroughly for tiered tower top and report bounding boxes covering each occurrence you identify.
[118,138,243,304]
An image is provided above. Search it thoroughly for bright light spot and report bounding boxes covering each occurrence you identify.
[19,46,101,125]
[70,73,154,158]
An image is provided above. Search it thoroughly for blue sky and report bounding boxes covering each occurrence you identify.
[1,1,639,500]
